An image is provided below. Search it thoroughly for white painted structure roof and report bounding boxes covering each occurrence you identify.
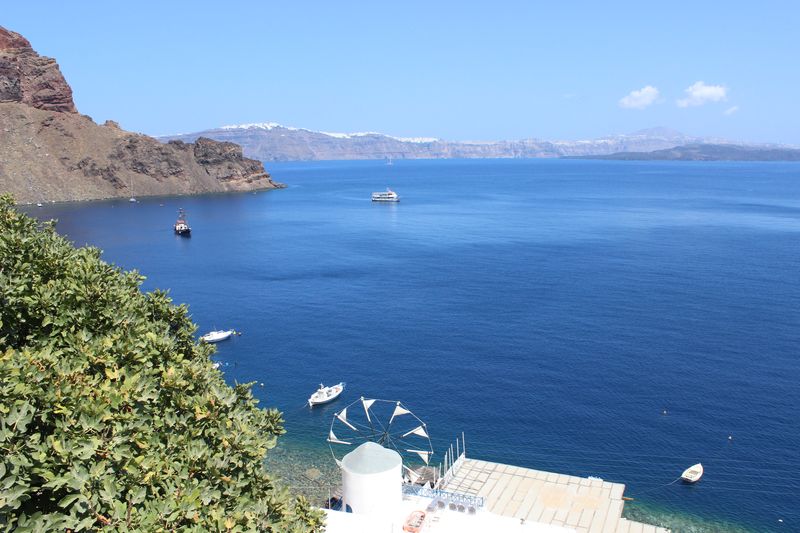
[341,441,402,475]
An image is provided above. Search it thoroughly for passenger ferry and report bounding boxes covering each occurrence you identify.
[371,188,400,202]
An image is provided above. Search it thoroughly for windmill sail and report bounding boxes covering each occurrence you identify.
[404,465,421,483]
[327,429,352,445]
[402,425,429,439]
[336,408,358,431]
[327,398,434,469]
[390,403,411,424]
[361,397,376,424]
[406,449,432,464]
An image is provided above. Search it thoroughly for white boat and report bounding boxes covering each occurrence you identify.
[371,188,400,202]
[200,330,234,343]
[308,382,345,406]
[36,202,43,207]
[129,197,137,203]
[174,208,191,236]
[681,463,703,483]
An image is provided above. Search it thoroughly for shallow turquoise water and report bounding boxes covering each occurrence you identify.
[34,159,800,532]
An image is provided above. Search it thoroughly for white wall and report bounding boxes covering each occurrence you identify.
[341,443,402,516]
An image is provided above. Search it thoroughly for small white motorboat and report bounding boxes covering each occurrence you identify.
[681,463,703,483]
[308,382,345,406]
[200,330,234,343]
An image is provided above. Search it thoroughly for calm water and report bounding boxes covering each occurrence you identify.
[31,159,800,532]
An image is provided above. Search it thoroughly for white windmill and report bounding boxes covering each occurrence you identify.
[327,397,434,516]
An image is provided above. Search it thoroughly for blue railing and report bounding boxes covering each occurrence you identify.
[402,484,485,509]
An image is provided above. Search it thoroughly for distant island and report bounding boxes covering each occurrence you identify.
[0,26,281,205]
[568,143,800,161]
[160,125,734,162]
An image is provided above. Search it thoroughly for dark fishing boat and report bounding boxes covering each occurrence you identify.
[174,208,191,236]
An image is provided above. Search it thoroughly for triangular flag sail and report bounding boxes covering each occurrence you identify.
[336,408,357,431]
[404,465,421,483]
[390,403,411,424]
[402,425,429,439]
[327,430,352,445]
[406,449,431,465]
[361,398,375,424]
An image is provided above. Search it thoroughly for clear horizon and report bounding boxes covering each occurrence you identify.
[4,1,799,144]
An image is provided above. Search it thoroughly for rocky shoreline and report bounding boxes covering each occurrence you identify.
[264,442,341,505]
[13,182,286,207]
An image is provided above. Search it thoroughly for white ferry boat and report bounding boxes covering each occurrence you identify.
[371,188,399,202]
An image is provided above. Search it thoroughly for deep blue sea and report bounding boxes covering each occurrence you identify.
[29,159,800,532]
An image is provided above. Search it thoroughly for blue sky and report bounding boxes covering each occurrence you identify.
[5,1,799,143]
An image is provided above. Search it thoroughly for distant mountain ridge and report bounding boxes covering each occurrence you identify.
[572,143,800,161]
[159,124,734,162]
[217,121,441,144]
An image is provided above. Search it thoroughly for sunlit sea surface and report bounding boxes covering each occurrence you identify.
[31,159,800,532]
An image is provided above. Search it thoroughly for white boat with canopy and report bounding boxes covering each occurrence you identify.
[681,463,703,483]
[308,382,345,406]
[371,188,399,202]
[200,330,234,343]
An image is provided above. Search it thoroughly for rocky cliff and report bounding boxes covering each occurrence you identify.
[0,27,76,113]
[0,26,281,204]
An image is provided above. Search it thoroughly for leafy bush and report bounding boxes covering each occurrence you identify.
[0,196,323,531]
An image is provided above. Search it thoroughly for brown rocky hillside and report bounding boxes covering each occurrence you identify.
[0,26,281,204]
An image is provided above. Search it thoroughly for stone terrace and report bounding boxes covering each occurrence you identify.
[441,459,669,533]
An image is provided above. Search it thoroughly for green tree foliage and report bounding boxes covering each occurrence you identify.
[0,196,323,531]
